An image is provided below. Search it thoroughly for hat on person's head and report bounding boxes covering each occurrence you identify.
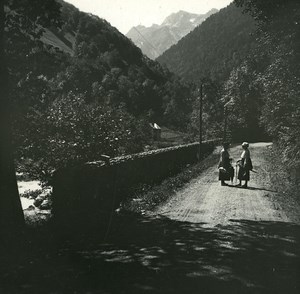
[242,142,249,147]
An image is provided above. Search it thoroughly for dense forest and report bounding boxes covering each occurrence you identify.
[230,0,300,172]
[4,0,195,185]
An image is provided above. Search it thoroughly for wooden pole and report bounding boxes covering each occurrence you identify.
[199,84,203,159]
[223,105,227,142]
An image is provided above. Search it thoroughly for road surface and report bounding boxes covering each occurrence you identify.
[156,142,297,226]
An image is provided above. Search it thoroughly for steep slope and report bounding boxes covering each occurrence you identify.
[41,28,74,55]
[157,4,256,82]
[126,9,218,60]
[8,0,195,182]
[9,0,192,120]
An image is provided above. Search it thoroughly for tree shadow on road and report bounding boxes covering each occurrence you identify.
[243,186,277,193]
[227,184,277,193]
[1,214,299,294]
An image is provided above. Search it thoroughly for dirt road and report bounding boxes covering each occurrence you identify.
[156,142,298,226]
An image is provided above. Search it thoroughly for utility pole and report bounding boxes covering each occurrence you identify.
[223,105,227,143]
[223,99,233,143]
[199,83,203,159]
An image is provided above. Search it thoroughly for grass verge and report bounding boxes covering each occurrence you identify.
[262,144,300,223]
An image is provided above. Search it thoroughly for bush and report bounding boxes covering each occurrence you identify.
[18,93,151,185]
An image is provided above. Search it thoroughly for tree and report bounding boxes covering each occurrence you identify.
[0,0,62,230]
[222,61,265,141]
[234,0,300,169]
[0,0,24,230]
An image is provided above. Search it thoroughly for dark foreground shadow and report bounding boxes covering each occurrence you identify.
[0,214,299,294]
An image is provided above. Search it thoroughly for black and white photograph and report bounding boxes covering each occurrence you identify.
[0,0,299,293]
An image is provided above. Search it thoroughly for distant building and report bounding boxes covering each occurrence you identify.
[149,123,161,140]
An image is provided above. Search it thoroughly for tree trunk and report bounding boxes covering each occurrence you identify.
[0,0,25,231]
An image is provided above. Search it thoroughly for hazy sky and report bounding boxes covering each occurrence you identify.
[65,0,233,34]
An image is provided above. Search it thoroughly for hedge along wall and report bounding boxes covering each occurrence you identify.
[52,139,220,224]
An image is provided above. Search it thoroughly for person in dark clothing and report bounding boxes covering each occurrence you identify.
[229,158,234,183]
[218,142,234,186]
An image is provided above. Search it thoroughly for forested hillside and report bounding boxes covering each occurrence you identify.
[155,4,259,143]
[157,3,256,82]
[5,0,194,184]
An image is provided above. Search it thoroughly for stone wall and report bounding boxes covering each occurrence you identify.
[52,140,220,224]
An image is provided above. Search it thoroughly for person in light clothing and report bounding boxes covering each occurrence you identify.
[237,142,252,188]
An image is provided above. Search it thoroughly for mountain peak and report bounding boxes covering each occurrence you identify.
[162,10,199,27]
[126,9,218,59]
[208,8,218,13]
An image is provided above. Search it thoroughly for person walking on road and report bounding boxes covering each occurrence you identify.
[237,142,252,188]
[218,142,234,186]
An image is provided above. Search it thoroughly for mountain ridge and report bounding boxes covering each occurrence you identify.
[157,4,256,82]
[126,9,218,59]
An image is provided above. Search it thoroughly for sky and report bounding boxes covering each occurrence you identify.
[65,0,233,34]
